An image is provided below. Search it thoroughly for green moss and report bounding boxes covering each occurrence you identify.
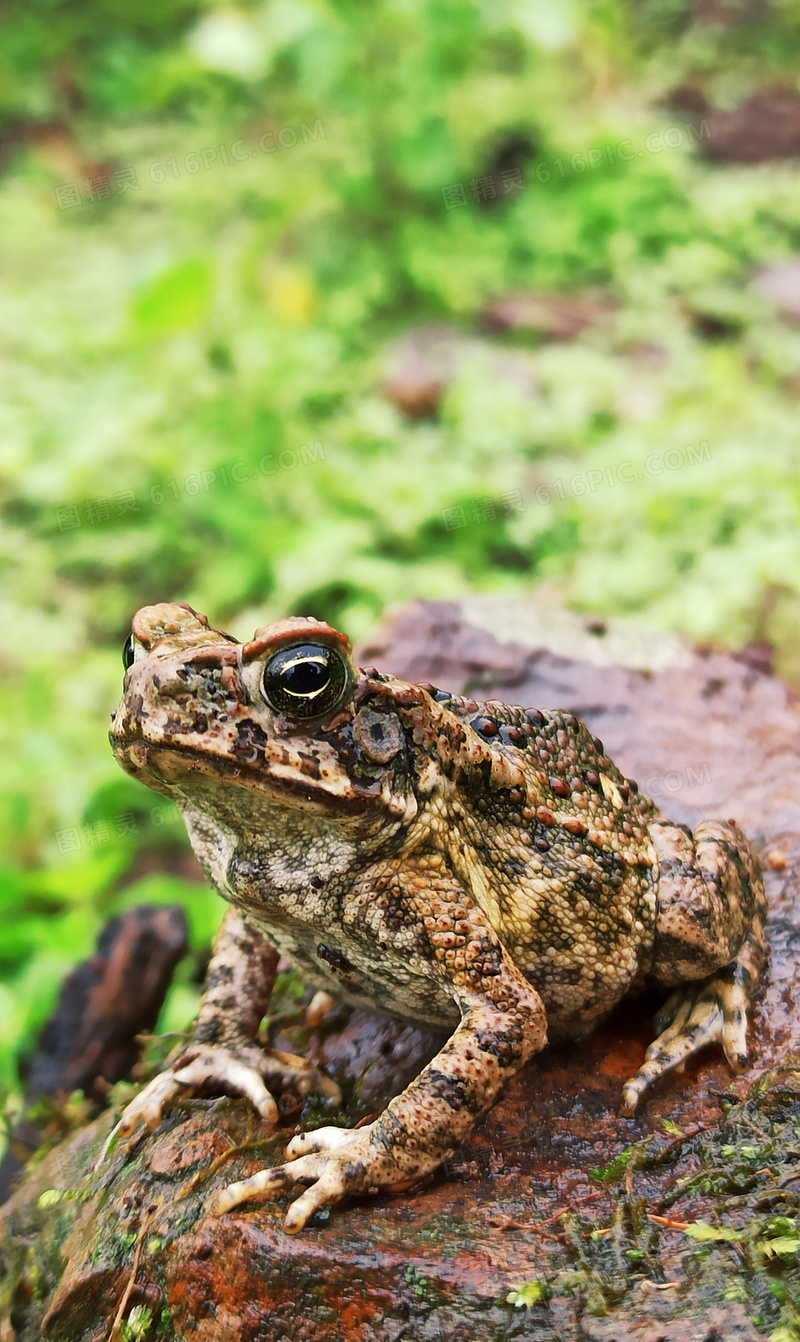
[496,1070,800,1333]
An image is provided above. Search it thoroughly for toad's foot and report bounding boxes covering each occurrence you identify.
[111,1041,339,1146]
[209,1122,432,1233]
[619,972,750,1117]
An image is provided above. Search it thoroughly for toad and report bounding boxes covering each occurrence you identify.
[110,603,766,1232]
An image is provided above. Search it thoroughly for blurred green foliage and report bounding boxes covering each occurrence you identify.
[2,0,800,1109]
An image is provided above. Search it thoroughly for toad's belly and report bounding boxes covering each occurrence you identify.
[254,915,637,1040]
[247,912,460,1031]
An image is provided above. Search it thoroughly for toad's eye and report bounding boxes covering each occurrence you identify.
[122,634,135,671]
[262,642,349,719]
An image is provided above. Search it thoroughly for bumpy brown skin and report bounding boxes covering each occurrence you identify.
[109,603,767,1233]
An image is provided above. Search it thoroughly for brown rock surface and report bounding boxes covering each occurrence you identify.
[481,292,610,341]
[3,597,800,1341]
[667,86,800,163]
[753,258,800,322]
[382,326,540,418]
[701,91,800,163]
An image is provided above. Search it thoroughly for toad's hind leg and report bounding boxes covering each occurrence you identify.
[620,818,766,1116]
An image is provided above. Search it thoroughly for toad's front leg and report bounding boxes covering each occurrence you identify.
[210,860,547,1232]
[115,907,335,1142]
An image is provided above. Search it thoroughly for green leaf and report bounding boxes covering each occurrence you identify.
[683,1220,740,1243]
[721,1143,760,1159]
[122,1304,153,1341]
[132,259,213,337]
[723,1281,748,1302]
[591,1139,651,1182]
[759,1237,800,1259]
[506,1280,550,1308]
[37,1188,83,1207]
[38,1188,69,1207]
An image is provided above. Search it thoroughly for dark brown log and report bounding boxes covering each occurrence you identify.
[0,904,188,1201]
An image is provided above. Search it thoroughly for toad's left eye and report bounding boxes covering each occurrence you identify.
[122,634,135,671]
[262,642,349,718]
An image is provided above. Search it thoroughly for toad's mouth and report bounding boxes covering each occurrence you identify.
[111,733,382,818]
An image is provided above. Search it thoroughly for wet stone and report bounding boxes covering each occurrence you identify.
[147,1116,236,1176]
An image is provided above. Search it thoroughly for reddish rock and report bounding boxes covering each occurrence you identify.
[667,85,800,163]
[382,325,539,418]
[753,257,800,321]
[702,91,800,162]
[481,292,611,341]
[382,325,453,417]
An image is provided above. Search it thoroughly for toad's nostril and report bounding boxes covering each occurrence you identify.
[150,667,197,700]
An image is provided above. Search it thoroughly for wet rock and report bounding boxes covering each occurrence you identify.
[26,906,188,1105]
[382,325,539,418]
[666,84,800,163]
[319,1009,443,1110]
[4,598,800,1340]
[701,91,800,162]
[481,292,611,341]
[665,86,710,118]
[753,257,800,321]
